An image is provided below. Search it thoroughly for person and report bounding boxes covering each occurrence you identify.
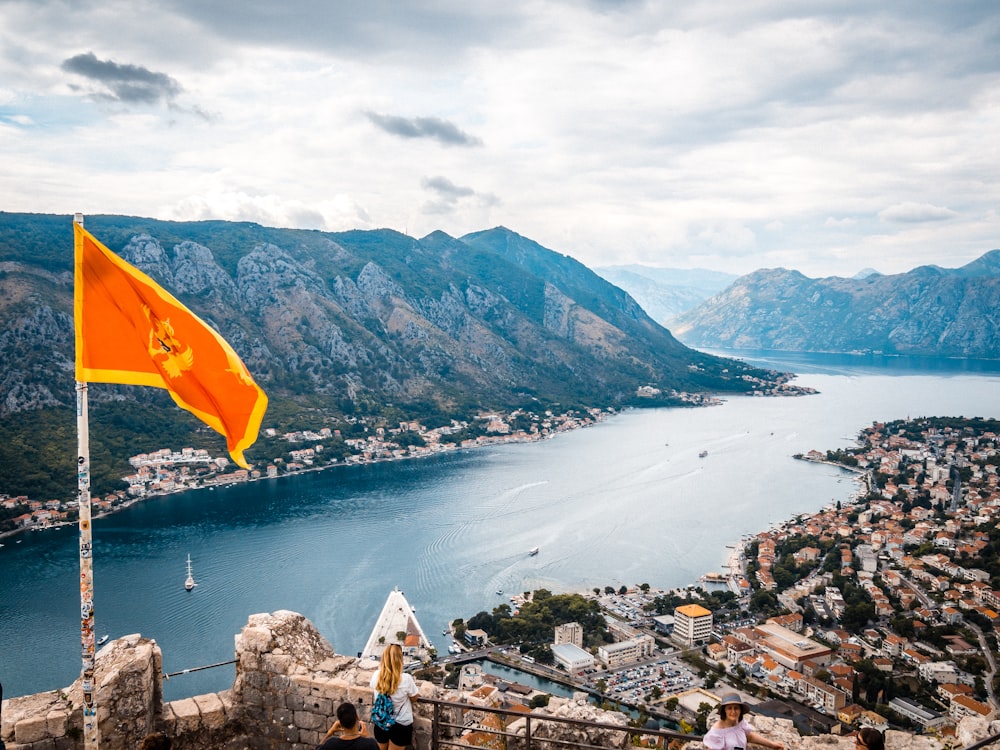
[856,727,884,750]
[368,643,419,750]
[319,702,378,750]
[703,693,785,750]
[137,732,171,750]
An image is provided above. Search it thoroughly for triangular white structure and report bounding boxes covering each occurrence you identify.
[360,587,432,666]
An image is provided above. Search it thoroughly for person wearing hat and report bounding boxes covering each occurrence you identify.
[704,693,785,750]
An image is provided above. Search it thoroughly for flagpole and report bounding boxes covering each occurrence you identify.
[74,212,100,750]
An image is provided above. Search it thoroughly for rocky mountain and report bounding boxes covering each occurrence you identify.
[670,252,1000,358]
[593,265,737,325]
[0,213,792,435]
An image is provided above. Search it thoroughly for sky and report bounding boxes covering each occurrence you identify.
[2,1,999,278]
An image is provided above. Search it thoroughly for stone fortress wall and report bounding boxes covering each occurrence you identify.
[1,610,995,750]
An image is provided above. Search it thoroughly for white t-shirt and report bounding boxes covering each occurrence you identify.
[369,671,418,726]
[703,718,755,750]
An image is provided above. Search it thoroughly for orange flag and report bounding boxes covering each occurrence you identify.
[74,222,268,468]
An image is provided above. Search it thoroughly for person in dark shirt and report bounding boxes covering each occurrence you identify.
[319,701,378,750]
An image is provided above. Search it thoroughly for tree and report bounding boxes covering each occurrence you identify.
[618,585,628,595]
[604,586,615,595]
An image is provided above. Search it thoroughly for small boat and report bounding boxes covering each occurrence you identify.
[448,642,462,654]
[184,554,196,591]
[97,634,109,645]
[496,589,503,595]
[699,450,708,458]
[528,547,539,556]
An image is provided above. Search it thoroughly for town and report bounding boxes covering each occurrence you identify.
[363,416,1000,740]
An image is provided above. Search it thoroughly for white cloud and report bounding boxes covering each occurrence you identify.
[0,1,999,277]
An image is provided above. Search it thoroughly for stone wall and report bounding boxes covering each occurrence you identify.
[0,610,434,750]
[2,610,997,750]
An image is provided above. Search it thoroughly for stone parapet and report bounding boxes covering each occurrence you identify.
[2,610,994,750]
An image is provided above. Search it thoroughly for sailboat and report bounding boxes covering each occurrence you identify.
[184,554,196,591]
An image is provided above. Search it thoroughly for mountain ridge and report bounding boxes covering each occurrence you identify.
[0,212,798,496]
[670,253,1000,358]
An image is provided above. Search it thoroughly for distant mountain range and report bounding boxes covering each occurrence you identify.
[669,252,1000,358]
[593,265,737,325]
[0,212,790,430]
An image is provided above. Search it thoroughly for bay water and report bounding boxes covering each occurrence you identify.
[1,352,998,701]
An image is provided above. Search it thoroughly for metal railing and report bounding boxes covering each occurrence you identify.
[422,696,701,749]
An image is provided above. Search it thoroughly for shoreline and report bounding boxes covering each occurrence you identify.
[0,410,604,542]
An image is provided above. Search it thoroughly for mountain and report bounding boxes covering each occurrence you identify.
[0,213,797,494]
[670,251,1000,358]
[593,264,737,325]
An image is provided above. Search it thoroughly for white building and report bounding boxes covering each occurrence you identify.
[552,642,595,673]
[673,604,713,646]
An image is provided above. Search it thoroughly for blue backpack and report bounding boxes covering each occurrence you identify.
[371,692,397,730]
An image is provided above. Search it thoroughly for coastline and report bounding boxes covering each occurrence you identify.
[0,407,608,542]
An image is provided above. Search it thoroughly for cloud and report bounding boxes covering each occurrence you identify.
[366,112,482,147]
[420,175,498,216]
[61,52,181,105]
[878,202,958,224]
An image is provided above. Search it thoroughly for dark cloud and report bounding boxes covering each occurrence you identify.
[61,52,181,105]
[423,175,475,199]
[420,175,497,215]
[366,112,482,147]
[879,202,958,223]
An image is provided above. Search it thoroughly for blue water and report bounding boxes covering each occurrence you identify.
[1,355,998,701]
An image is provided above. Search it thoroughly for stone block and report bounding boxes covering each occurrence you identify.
[301,729,326,746]
[262,653,293,674]
[170,696,203,734]
[301,696,332,717]
[239,626,274,655]
[244,670,270,690]
[272,707,293,726]
[45,708,70,737]
[293,710,325,731]
[193,693,227,730]
[14,713,50,744]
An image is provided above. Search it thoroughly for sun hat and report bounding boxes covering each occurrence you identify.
[720,693,745,707]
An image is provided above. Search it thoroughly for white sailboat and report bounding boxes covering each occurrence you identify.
[184,554,196,591]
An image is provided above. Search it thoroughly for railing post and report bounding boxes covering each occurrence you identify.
[431,700,439,750]
[525,715,531,750]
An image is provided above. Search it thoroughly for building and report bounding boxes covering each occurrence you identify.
[554,622,583,648]
[598,634,655,668]
[950,695,992,720]
[888,697,948,728]
[753,622,833,670]
[551,642,595,673]
[673,604,712,646]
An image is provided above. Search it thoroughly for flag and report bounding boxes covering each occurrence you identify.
[74,222,268,468]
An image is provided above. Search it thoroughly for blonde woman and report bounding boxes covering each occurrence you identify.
[369,644,419,750]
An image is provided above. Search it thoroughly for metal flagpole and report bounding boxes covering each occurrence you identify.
[74,212,100,749]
